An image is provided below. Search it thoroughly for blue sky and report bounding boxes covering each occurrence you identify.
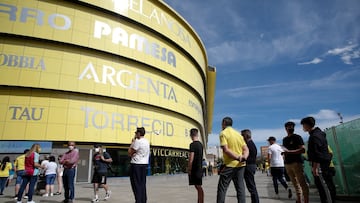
[163,0,360,149]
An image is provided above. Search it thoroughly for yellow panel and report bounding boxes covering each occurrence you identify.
[3,122,26,139]
[0,42,204,124]
[26,123,47,139]
[0,0,205,98]
[79,0,207,74]
[46,124,66,140]
[0,88,199,149]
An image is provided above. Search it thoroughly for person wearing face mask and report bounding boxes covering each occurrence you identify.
[91,144,112,202]
[282,121,309,203]
[59,141,79,203]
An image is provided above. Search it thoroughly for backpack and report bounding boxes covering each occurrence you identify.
[25,152,35,176]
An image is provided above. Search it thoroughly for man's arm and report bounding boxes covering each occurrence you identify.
[188,152,194,175]
[102,152,113,163]
[222,144,248,162]
[285,145,306,154]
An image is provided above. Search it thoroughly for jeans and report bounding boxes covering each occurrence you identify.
[130,164,148,203]
[244,164,259,203]
[63,168,76,201]
[217,166,245,203]
[15,170,25,185]
[17,175,37,201]
[270,167,288,194]
[0,177,7,194]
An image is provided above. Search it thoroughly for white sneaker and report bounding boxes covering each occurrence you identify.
[42,193,49,197]
[27,201,36,203]
[104,191,111,200]
[50,193,54,196]
[92,195,99,202]
[16,202,21,203]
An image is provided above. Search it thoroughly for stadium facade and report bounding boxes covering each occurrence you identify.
[0,0,215,181]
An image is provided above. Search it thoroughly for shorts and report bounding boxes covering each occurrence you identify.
[46,174,56,185]
[15,170,25,185]
[188,170,202,186]
[91,172,107,184]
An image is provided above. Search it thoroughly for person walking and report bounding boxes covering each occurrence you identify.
[282,121,309,203]
[216,117,249,203]
[91,144,113,202]
[267,136,292,199]
[17,143,42,203]
[301,116,336,203]
[59,141,80,203]
[187,128,204,203]
[43,156,58,197]
[14,149,29,199]
[0,156,12,195]
[241,129,259,203]
[128,127,150,203]
[54,154,64,196]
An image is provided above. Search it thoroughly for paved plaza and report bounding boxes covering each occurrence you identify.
[0,172,357,203]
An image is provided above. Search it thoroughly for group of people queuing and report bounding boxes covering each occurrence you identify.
[0,141,79,203]
[0,116,336,203]
[188,116,336,203]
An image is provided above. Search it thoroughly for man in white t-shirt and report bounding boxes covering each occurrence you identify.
[267,136,292,199]
[128,127,150,203]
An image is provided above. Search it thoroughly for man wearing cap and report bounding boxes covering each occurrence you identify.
[216,117,249,203]
[91,144,112,202]
[282,121,309,203]
[301,116,335,203]
[267,136,292,199]
[128,127,150,203]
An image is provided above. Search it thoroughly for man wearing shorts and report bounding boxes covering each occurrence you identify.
[91,144,112,202]
[188,128,204,203]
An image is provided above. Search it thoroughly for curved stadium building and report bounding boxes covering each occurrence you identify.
[0,0,216,180]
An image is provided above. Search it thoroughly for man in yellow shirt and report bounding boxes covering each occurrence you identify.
[14,149,29,199]
[216,117,249,203]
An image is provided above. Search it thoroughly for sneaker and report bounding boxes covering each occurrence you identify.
[104,191,111,200]
[54,192,61,195]
[288,188,293,199]
[50,193,54,197]
[92,198,99,202]
[16,202,22,203]
[27,201,36,203]
[24,194,28,199]
[42,193,49,197]
[13,195,18,200]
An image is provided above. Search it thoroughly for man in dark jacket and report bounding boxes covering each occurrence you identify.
[241,129,259,203]
[301,117,336,203]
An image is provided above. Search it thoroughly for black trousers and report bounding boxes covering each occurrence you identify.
[244,164,259,203]
[314,162,336,203]
[130,164,148,203]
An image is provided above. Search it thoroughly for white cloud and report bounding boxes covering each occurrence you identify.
[298,57,323,65]
[309,109,340,120]
[301,44,360,66]
[327,44,357,55]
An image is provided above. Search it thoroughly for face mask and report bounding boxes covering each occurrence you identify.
[68,146,74,150]
[94,148,100,152]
